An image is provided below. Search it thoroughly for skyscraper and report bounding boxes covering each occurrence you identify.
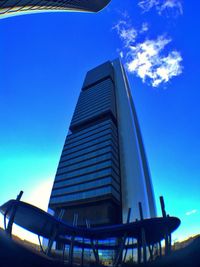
[0,0,111,17]
[48,59,156,226]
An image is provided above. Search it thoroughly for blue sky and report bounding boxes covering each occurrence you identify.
[0,0,199,242]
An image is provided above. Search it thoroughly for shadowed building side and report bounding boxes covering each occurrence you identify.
[49,61,122,226]
[0,0,111,18]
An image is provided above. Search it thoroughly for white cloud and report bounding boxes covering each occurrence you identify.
[138,0,183,16]
[140,22,149,33]
[119,51,124,58]
[138,0,159,13]
[113,20,138,47]
[127,37,183,87]
[113,18,183,87]
[185,209,198,216]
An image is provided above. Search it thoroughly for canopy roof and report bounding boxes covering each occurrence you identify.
[0,199,180,247]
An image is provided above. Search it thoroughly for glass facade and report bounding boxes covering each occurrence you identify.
[49,61,122,226]
[0,0,111,17]
[49,59,156,228]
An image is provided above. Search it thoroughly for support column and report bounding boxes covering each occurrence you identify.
[69,235,75,265]
[159,241,162,257]
[6,191,23,237]
[91,239,99,265]
[122,208,131,263]
[46,225,58,256]
[138,202,147,263]
[148,244,153,261]
[141,228,147,263]
[81,238,85,267]
[137,238,141,264]
[160,196,170,256]
[69,213,78,265]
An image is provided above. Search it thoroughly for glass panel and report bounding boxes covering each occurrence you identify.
[50,186,120,204]
[51,177,120,196]
[54,169,120,188]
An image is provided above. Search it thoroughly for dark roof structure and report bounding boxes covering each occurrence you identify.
[0,198,181,266]
[0,0,111,18]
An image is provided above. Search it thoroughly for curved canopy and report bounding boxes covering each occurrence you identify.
[0,200,180,247]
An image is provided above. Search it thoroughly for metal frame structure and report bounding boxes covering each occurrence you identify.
[0,192,181,266]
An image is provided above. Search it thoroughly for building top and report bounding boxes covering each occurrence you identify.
[82,61,114,90]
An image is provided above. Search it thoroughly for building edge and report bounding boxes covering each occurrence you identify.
[112,58,157,221]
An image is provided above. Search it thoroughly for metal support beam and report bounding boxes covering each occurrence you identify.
[38,235,45,254]
[46,226,58,256]
[81,238,85,267]
[122,208,132,263]
[160,196,171,256]
[148,244,153,261]
[62,244,66,262]
[159,241,162,257]
[69,213,79,265]
[58,209,65,220]
[46,209,66,257]
[69,235,75,265]
[141,228,147,263]
[4,207,9,230]
[131,237,134,262]
[6,191,23,237]
[86,219,99,266]
[168,232,172,253]
[138,202,147,263]
[123,238,129,263]
[159,196,166,218]
[91,239,99,265]
[139,202,144,220]
[114,234,127,267]
[126,207,131,223]
[137,239,141,264]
